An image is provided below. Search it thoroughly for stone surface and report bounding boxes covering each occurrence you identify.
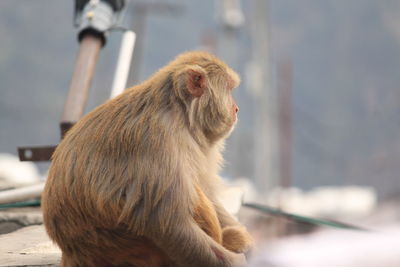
[0,207,43,235]
[0,225,61,267]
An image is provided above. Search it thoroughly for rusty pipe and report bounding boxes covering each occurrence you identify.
[60,34,102,137]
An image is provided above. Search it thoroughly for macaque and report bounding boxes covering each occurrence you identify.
[42,51,252,267]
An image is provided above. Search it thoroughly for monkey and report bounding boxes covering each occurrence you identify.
[42,51,252,267]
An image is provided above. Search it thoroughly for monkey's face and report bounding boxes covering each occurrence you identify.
[216,86,239,139]
[216,74,240,134]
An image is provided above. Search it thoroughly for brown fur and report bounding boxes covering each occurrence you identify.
[194,185,253,254]
[193,185,223,244]
[222,226,253,254]
[42,51,251,267]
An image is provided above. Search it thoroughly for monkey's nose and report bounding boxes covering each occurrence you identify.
[235,106,239,113]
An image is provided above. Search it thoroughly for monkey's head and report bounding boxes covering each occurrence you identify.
[171,51,240,143]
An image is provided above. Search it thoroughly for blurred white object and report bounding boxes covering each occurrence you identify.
[219,178,258,216]
[0,183,44,204]
[245,62,263,97]
[0,153,40,186]
[249,225,400,267]
[219,186,244,216]
[266,186,377,219]
[228,177,258,203]
[220,0,245,28]
[110,30,136,98]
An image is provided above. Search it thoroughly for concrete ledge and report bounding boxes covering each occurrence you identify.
[0,207,43,235]
[0,225,61,267]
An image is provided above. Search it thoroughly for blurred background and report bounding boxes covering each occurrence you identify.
[1,0,400,266]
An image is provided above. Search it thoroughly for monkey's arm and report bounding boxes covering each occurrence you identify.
[214,201,253,253]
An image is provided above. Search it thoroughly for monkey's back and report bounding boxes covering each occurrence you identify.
[42,84,179,266]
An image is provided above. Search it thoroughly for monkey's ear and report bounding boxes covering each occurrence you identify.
[186,66,207,97]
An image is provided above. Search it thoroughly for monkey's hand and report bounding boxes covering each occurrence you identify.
[222,225,253,254]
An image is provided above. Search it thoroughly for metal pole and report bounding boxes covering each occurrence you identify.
[249,0,278,192]
[276,59,293,237]
[60,34,103,137]
[18,0,121,161]
[278,59,293,189]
